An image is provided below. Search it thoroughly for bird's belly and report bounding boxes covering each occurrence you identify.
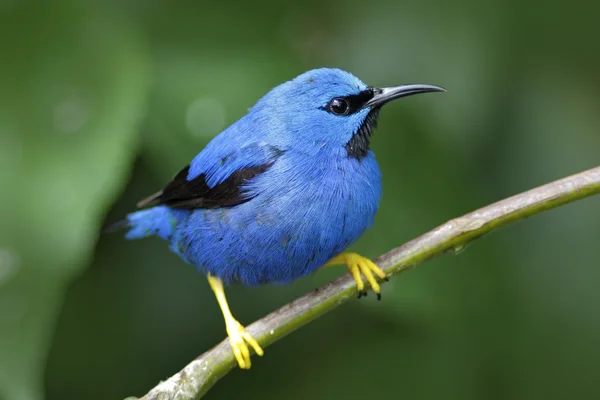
[178,155,381,286]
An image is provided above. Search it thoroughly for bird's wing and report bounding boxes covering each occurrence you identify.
[137,142,284,209]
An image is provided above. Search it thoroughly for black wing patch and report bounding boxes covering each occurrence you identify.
[137,162,276,210]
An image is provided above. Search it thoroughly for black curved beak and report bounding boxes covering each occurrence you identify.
[364,84,446,109]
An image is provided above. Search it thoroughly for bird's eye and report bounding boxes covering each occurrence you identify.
[327,98,349,115]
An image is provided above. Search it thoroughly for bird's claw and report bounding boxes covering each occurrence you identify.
[340,253,387,299]
[226,318,263,369]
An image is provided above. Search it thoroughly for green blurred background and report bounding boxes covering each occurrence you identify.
[1,0,600,399]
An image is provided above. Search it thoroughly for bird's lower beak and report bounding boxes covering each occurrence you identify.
[364,84,446,109]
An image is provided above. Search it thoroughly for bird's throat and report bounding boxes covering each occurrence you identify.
[345,109,380,159]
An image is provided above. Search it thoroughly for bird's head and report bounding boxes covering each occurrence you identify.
[250,68,444,159]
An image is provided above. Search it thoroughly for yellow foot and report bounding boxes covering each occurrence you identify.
[326,252,388,300]
[207,273,264,369]
[225,318,264,369]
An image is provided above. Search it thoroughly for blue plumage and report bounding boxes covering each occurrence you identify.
[114,68,444,369]
[120,68,443,286]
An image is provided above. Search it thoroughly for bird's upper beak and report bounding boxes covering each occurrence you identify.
[364,84,446,109]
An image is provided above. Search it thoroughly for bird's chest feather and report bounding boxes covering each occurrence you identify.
[180,150,381,285]
[261,150,381,238]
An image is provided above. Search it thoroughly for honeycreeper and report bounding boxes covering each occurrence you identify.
[110,68,444,369]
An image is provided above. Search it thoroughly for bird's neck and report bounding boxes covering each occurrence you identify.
[345,109,380,160]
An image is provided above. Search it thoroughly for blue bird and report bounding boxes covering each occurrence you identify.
[111,68,444,369]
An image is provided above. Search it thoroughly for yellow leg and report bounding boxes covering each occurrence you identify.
[325,252,388,300]
[207,273,264,369]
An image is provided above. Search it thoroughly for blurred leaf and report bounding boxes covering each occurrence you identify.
[0,2,150,399]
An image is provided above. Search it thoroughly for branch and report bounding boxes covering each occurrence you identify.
[133,165,600,400]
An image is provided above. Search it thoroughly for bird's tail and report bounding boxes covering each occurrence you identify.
[103,206,182,241]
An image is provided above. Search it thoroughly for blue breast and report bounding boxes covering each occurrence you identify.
[175,149,382,286]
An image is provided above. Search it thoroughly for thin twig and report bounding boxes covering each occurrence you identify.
[132,165,600,400]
